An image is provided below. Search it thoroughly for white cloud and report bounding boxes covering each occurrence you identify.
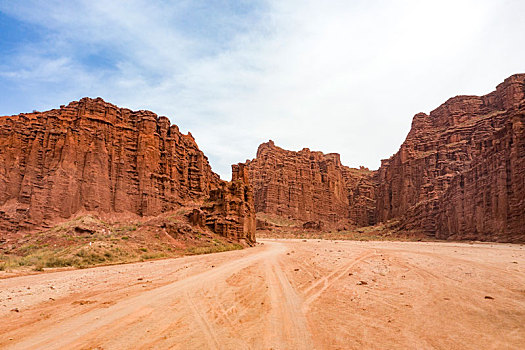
[1,0,524,179]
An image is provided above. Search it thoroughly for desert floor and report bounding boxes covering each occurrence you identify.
[1,239,524,349]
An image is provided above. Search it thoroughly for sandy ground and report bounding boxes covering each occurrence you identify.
[1,239,524,349]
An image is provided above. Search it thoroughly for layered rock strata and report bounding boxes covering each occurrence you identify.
[243,141,377,228]
[376,74,525,242]
[245,74,524,242]
[202,163,256,243]
[0,97,255,244]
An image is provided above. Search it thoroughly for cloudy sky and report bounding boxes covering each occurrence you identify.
[1,0,524,179]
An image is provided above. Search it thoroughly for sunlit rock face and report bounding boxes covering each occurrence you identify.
[244,140,377,229]
[246,74,524,243]
[0,97,255,244]
[376,74,525,242]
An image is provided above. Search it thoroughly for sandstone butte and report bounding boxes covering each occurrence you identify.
[0,97,255,245]
[243,142,377,230]
[245,73,525,243]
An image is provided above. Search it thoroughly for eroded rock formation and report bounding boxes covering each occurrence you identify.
[2,75,523,244]
[243,141,377,228]
[245,74,524,242]
[201,163,256,243]
[376,74,525,242]
[0,97,255,244]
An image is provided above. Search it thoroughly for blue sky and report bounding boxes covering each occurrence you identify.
[1,0,524,179]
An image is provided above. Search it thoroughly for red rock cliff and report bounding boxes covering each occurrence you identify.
[376,74,525,242]
[243,141,377,228]
[0,97,255,244]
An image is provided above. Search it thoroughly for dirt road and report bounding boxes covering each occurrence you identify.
[1,239,524,349]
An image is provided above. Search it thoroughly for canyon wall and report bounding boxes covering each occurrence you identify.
[1,75,522,243]
[376,74,525,242]
[246,74,524,242]
[0,97,255,243]
[243,141,377,228]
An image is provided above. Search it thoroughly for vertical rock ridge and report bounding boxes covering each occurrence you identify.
[0,97,255,243]
[376,73,525,242]
[245,74,524,242]
[243,141,377,229]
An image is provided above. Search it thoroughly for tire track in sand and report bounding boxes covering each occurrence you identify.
[185,290,221,350]
[5,243,283,350]
[265,253,314,349]
[302,250,376,312]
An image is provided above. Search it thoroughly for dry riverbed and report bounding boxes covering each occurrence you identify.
[1,239,524,349]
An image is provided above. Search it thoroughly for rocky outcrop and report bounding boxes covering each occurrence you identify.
[245,74,524,242]
[243,141,377,228]
[2,76,522,244]
[435,107,525,242]
[0,97,255,244]
[201,163,256,243]
[376,74,525,242]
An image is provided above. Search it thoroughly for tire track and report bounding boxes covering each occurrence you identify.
[265,258,314,349]
[185,291,221,350]
[4,240,519,349]
[302,250,376,312]
[5,243,282,350]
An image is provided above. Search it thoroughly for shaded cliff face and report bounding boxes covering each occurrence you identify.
[0,97,255,244]
[244,141,377,228]
[376,74,525,242]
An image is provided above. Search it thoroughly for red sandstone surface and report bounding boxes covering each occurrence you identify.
[0,98,255,244]
[243,141,377,229]
[0,75,524,349]
[246,74,524,243]
[376,73,525,242]
[1,74,524,246]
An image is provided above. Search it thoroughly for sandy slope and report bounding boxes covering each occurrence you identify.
[1,239,524,349]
